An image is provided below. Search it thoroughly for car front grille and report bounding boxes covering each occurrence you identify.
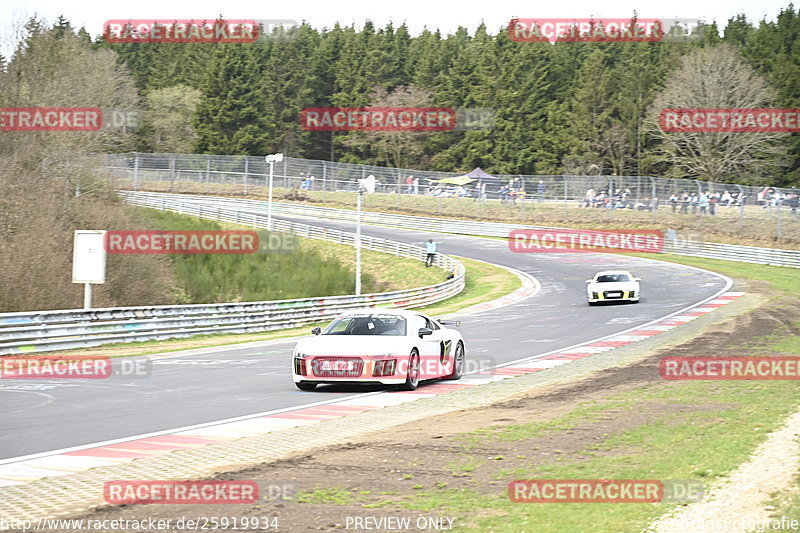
[311,357,364,378]
[603,291,625,299]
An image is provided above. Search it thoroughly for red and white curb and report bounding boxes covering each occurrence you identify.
[0,292,743,487]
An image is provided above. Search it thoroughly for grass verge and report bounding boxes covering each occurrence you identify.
[289,255,800,532]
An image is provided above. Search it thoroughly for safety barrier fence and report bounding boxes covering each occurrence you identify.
[124,191,800,269]
[0,196,465,355]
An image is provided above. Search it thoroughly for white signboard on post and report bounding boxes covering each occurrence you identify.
[73,230,107,309]
[73,230,107,283]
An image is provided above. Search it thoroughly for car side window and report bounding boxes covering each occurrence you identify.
[423,317,440,331]
[409,315,426,334]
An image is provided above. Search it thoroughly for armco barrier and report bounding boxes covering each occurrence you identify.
[0,198,465,355]
[122,191,800,269]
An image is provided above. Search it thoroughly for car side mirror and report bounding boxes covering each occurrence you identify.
[585,279,592,283]
[311,327,321,335]
[418,327,433,338]
[633,278,641,283]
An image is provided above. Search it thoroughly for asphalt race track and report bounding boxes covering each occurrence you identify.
[0,204,730,462]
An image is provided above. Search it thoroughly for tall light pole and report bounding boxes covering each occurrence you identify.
[355,175,376,295]
[265,153,284,231]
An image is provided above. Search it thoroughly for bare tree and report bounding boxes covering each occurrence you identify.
[591,124,632,176]
[340,85,433,170]
[646,44,788,183]
[142,85,202,153]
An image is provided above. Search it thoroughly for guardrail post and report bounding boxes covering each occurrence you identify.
[133,152,140,191]
[322,161,327,202]
[244,158,249,196]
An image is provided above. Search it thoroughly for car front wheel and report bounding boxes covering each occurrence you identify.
[443,342,465,380]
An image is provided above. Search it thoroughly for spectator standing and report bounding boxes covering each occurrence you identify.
[537,180,545,202]
[690,192,699,214]
[680,192,690,214]
[406,176,414,194]
[413,177,419,195]
[698,192,709,215]
[669,193,678,213]
[424,239,437,267]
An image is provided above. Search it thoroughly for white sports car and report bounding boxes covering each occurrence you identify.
[292,309,465,391]
[586,270,641,305]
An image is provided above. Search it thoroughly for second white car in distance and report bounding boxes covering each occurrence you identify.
[292,309,466,391]
[586,270,641,305]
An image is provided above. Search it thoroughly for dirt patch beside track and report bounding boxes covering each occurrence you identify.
[59,281,800,533]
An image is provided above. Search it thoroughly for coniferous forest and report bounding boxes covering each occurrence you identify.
[3,8,800,186]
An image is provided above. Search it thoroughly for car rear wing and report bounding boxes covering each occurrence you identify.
[437,319,461,327]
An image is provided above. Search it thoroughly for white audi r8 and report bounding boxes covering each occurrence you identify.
[586,270,641,305]
[292,309,465,391]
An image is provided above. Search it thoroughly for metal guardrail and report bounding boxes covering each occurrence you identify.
[0,197,465,355]
[125,191,800,269]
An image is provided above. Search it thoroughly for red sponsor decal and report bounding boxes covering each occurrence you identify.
[508,229,664,253]
[103,20,259,44]
[660,356,800,380]
[0,108,102,132]
[660,108,800,133]
[105,231,259,254]
[0,356,111,379]
[509,479,663,503]
[104,480,258,504]
[299,107,456,131]
[509,18,665,43]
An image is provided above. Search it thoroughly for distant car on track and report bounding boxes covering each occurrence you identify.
[586,270,640,305]
[292,309,465,391]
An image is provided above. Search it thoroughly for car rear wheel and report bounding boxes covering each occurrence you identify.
[399,349,420,391]
[295,381,317,391]
[443,342,465,380]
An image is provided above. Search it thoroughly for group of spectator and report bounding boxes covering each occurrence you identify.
[299,175,315,190]
[666,190,748,215]
[405,175,420,194]
[580,188,657,211]
[756,187,800,212]
[578,186,800,216]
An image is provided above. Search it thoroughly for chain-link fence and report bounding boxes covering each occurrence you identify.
[104,152,800,246]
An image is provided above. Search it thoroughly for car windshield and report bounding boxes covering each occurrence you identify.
[322,314,407,336]
[596,274,631,283]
